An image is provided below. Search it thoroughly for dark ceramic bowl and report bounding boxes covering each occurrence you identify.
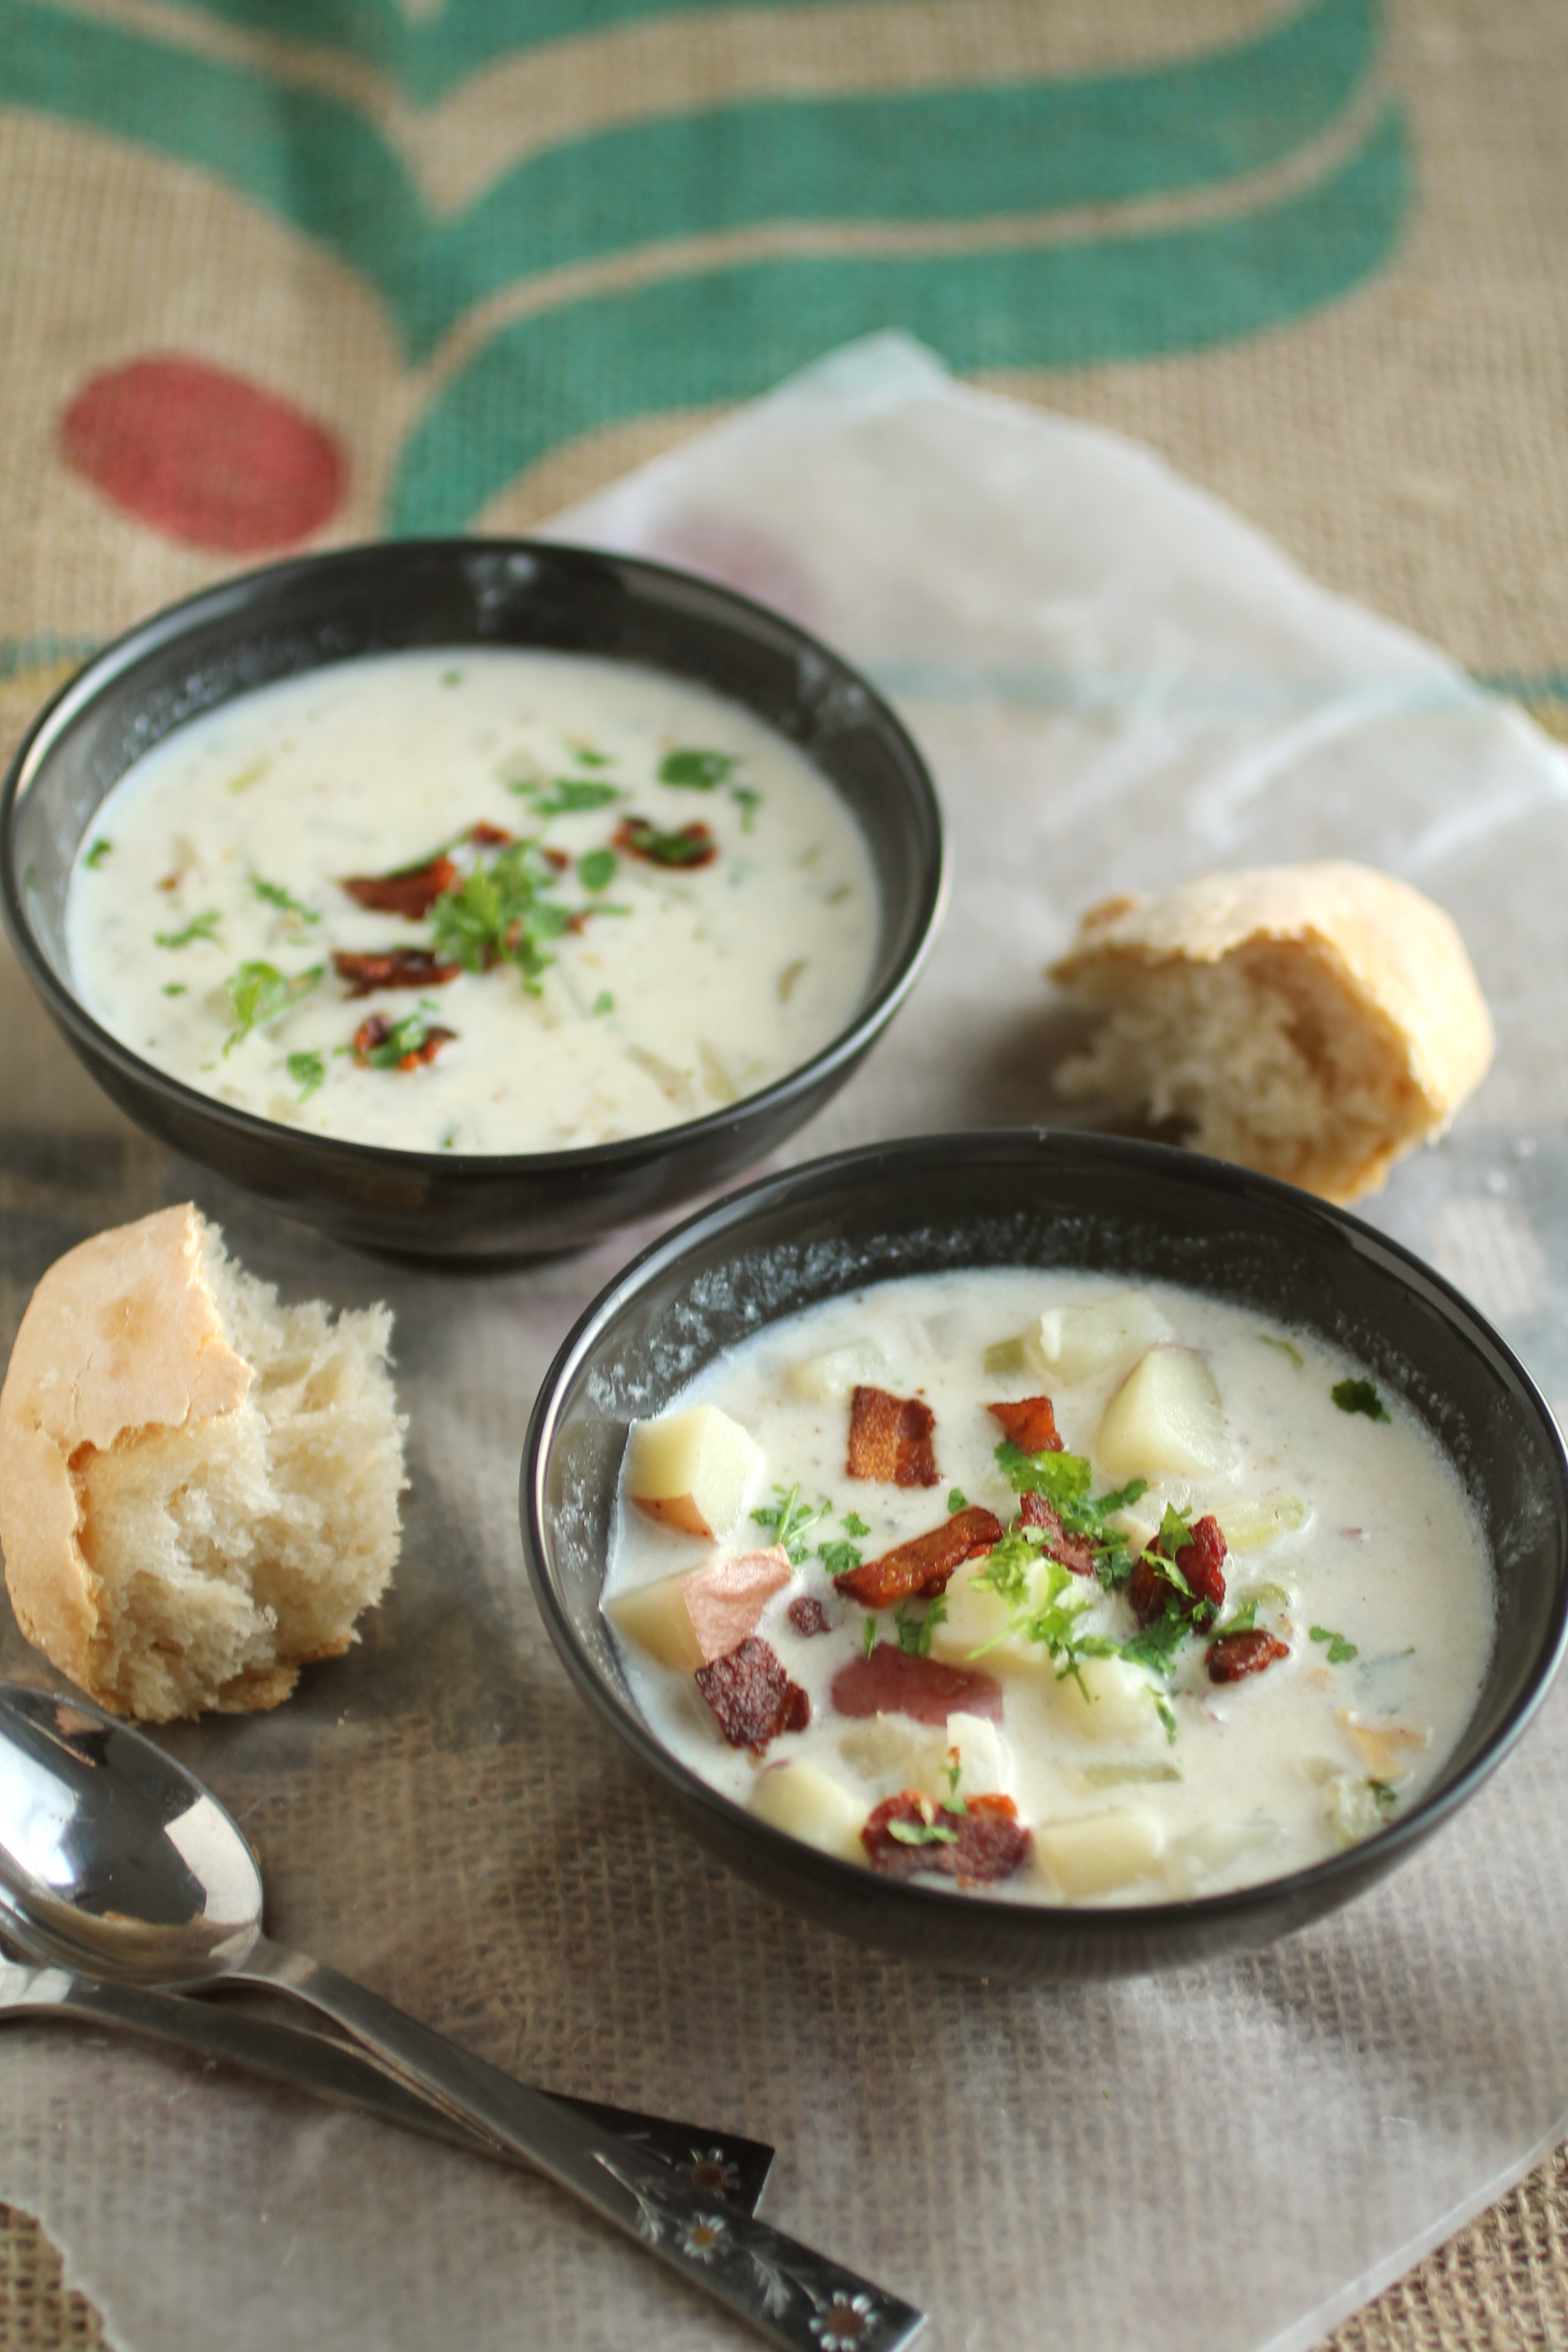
[521,1129,1568,1981]
[0,540,944,1262]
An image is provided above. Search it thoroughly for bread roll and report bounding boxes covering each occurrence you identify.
[1048,862,1493,1203]
[0,1204,407,1721]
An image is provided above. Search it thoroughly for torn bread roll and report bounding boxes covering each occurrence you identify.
[0,1204,406,1721]
[1048,862,1493,1203]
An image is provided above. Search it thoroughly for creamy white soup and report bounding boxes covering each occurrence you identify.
[603,1270,1493,1905]
[66,649,878,1154]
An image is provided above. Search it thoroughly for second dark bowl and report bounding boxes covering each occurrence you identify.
[1,540,944,1261]
[522,1130,1568,1981]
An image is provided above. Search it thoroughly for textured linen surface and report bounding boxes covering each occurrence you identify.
[1,1,1566,2348]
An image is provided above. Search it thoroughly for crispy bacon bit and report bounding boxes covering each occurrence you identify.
[694,1636,809,1754]
[1129,1512,1228,1626]
[340,856,459,920]
[862,1791,1031,1885]
[351,1013,455,1071]
[847,1385,939,1487]
[787,1596,831,1638]
[988,1396,1063,1454]
[830,1642,1003,1727]
[541,846,570,871]
[615,815,718,869]
[468,822,515,848]
[833,1506,1001,1608]
[1206,1630,1290,1684]
[334,948,461,997]
[1018,1489,1097,1577]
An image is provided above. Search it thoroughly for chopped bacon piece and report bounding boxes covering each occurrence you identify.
[540,846,570,871]
[786,1595,831,1638]
[830,1642,1003,1727]
[615,815,718,869]
[1206,1630,1289,1684]
[351,1013,455,1071]
[468,821,515,848]
[833,1505,1001,1608]
[862,1791,1031,1885]
[847,1385,939,1487]
[1129,1512,1228,1625]
[988,1396,1063,1454]
[1018,1489,1098,1577]
[340,856,459,920]
[694,1636,809,1754]
[334,948,461,997]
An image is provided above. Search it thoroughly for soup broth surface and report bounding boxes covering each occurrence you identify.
[67,648,878,1153]
[605,1268,1493,1906]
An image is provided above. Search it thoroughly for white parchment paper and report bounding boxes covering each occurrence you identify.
[3,334,1568,2352]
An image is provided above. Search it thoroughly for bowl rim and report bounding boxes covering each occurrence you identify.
[520,1125,1568,1945]
[0,534,948,1180]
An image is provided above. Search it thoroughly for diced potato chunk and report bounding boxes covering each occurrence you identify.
[626,1404,763,1539]
[1045,1654,1163,1745]
[1032,1291,1174,1385]
[787,1338,894,1403]
[607,1548,792,1673]
[911,1711,1014,1805]
[1217,1496,1309,1551]
[750,1761,868,1863]
[1095,1344,1230,1480]
[1036,1807,1166,1899]
[926,1561,1050,1674]
[837,1715,925,1781]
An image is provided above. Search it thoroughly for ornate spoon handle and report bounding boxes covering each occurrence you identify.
[244,1932,926,2351]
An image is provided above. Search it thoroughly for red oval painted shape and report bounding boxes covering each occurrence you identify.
[830,1641,1004,1727]
[59,356,346,553]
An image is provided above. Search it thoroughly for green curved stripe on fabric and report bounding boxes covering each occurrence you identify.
[0,0,1378,360]
[389,105,1408,534]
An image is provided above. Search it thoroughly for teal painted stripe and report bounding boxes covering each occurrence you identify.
[390,104,1409,531]
[150,0,839,108]
[0,0,1378,360]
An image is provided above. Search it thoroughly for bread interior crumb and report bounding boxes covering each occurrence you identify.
[74,1225,405,1719]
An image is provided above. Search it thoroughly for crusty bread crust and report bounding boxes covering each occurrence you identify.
[1048,863,1493,1202]
[0,1204,404,1719]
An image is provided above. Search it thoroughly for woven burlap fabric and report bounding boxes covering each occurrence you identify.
[1,2,1566,2346]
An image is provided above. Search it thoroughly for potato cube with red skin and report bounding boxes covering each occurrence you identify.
[626,1403,763,1539]
[607,1547,792,1673]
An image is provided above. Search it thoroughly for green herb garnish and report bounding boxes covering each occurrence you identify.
[578,847,617,891]
[887,1815,960,1849]
[893,1596,947,1658]
[161,982,187,998]
[155,911,222,950]
[572,745,613,768]
[518,777,620,816]
[842,1512,870,1538]
[731,785,761,830]
[659,747,738,791]
[750,1483,829,1564]
[993,1440,1150,1588]
[591,989,615,1016]
[1310,1625,1359,1663]
[356,1006,449,1070]
[428,839,576,995]
[862,1615,877,1662]
[1259,1333,1304,1368]
[1332,1378,1390,1422]
[223,960,323,1053]
[816,1540,863,1576]
[947,1487,968,1513]
[251,876,318,924]
[287,1049,326,1099]
[84,838,112,869]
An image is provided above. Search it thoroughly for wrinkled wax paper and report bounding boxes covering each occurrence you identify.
[4,334,1568,2352]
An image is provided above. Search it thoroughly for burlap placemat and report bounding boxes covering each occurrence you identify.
[1,1,1564,2344]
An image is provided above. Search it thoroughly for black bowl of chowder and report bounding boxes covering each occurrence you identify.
[0,540,943,1261]
[520,1130,1568,1982]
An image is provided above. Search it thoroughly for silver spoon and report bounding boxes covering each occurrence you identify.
[0,1685,924,2351]
[0,1942,772,2207]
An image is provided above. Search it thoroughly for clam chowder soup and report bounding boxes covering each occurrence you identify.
[604,1272,1493,1904]
[66,649,878,1153]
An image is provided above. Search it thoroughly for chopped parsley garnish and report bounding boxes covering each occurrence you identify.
[356,1006,448,1069]
[223,960,323,1053]
[1310,1625,1359,1663]
[816,1539,862,1576]
[751,1482,829,1564]
[993,1440,1149,1588]
[1154,1695,1179,1745]
[591,989,615,1016]
[1217,1598,1260,1635]
[617,815,716,867]
[155,910,222,950]
[251,875,318,924]
[161,982,187,998]
[893,1596,947,1658]
[441,669,462,687]
[1259,1333,1304,1369]
[84,837,112,869]
[287,1049,326,1099]
[1333,1378,1390,1422]
[731,784,761,830]
[517,777,620,816]
[862,1615,877,1661]
[842,1511,870,1538]
[578,847,617,891]
[659,747,739,791]
[428,839,576,994]
[571,745,613,768]
[948,1487,968,1512]
[886,1815,959,1849]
